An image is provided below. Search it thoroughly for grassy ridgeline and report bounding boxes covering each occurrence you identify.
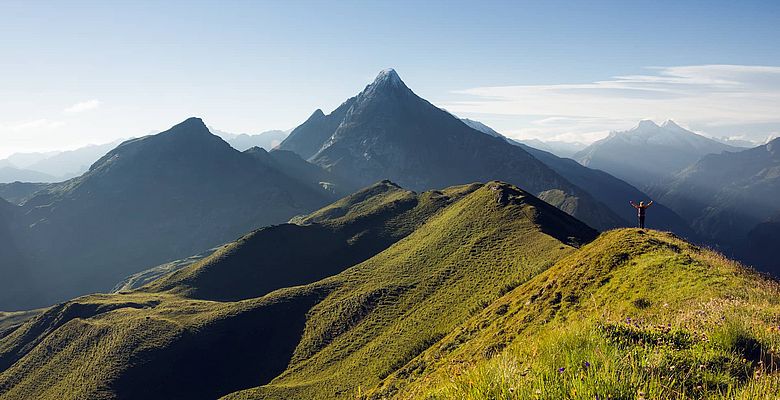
[386,230,780,399]
[226,182,596,399]
[0,181,594,399]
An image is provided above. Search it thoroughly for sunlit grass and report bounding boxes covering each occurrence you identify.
[409,230,780,400]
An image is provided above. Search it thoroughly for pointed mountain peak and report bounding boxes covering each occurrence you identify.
[362,68,410,95]
[160,117,213,140]
[374,68,402,84]
[175,117,208,130]
[310,109,325,118]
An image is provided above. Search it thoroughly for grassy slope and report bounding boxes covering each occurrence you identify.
[113,179,433,295]
[0,180,456,400]
[0,181,595,400]
[225,182,596,399]
[7,183,775,400]
[144,180,476,302]
[374,229,780,399]
[0,289,325,400]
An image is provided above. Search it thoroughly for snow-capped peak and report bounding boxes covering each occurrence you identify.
[375,68,401,84]
[358,68,411,99]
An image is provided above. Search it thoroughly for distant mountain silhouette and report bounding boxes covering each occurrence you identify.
[514,143,694,236]
[575,120,740,189]
[1,118,340,310]
[280,69,623,230]
[456,118,693,235]
[2,151,59,169]
[653,137,780,273]
[0,166,56,183]
[515,138,587,158]
[0,141,123,182]
[210,128,289,151]
[26,141,123,179]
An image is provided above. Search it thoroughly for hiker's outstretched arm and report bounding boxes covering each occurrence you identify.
[647,201,654,207]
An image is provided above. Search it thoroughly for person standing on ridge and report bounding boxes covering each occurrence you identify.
[630,200,653,229]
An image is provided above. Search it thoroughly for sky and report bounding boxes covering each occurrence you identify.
[1,0,779,158]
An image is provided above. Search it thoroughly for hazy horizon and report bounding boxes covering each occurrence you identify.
[2,0,780,157]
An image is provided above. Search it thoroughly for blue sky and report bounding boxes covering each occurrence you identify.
[1,0,779,157]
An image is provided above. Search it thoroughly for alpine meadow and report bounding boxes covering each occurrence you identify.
[1,2,780,400]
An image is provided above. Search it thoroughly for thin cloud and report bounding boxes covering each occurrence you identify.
[442,65,780,143]
[64,99,101,113]
[4,119,66,132]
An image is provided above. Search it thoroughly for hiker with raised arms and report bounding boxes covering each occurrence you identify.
[630,200,653,229]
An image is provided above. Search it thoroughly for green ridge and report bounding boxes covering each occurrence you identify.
[0,181,595,399]
[226,182,595,399]
[376,229,780,399]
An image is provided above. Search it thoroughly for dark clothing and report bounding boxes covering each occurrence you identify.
[630,201,652,229]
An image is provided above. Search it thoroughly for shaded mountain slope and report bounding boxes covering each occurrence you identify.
[655,137,780,236]
[653,137,780,272]
[743,215,780,272]
[279,98,357,160]
[516,143,694,236]
[0,200,39,312]
[0,182,50,205]
[575,120,740,189]
[279,69,624,230]
[111,179,414,295]
[111,246,220,293]
[145,181,479,302]
[0,289,325,400]
[2,117,338,310]
[373,229,780,399]
[0,181,596,400]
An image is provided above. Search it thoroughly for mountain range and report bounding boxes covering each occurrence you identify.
[0,118,342,310]
[515,138,587,158]
[0,141,123,183]
[0,70,718,311]
[652,137,780,273]
[574,120,742,189]
[1,181,776,399]
[210,128,290,151]
[0,129,291,185]
[456,117,692,234]
[280,69,627,230]
[1,65,778,399]
[0,166,56,183]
